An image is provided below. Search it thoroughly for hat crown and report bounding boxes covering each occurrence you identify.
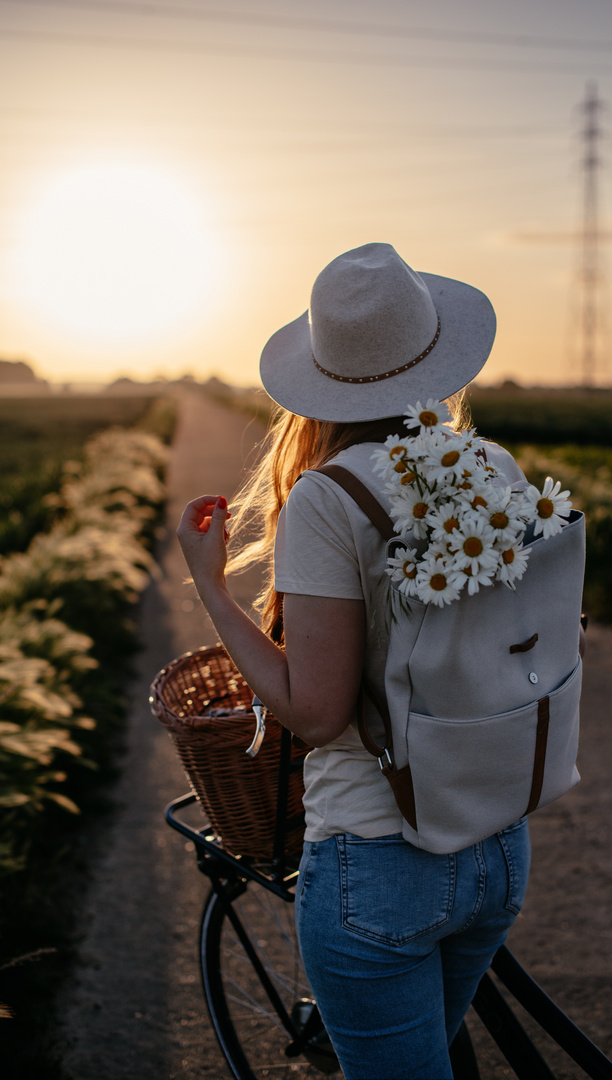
[309,243,438,380]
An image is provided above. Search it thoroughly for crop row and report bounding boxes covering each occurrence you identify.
[513,443,612,622]
[0,424,169,879]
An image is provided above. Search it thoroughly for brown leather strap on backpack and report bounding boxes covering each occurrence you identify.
[358,680,418,831]
[310,465,418,831]
[526,696,550,814]
[312,465,396,542]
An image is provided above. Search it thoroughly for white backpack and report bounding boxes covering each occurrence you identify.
[314,464,586,855]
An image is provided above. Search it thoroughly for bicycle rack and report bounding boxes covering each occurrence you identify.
[165,792,299,898]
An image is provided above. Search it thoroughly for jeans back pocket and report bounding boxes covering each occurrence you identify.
[337,834,456,946]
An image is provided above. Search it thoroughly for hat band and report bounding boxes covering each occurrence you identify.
[311,315,441,385]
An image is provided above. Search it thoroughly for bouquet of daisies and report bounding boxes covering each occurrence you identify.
[372,399,573,608]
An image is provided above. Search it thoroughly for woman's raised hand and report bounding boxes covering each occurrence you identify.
[176,495,232,596]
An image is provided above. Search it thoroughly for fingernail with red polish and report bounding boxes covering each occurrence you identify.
[218,496,227,509]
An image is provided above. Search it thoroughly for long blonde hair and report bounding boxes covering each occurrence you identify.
[227,393,470,641]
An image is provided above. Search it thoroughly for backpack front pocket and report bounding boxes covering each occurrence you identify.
[402,659,582,854]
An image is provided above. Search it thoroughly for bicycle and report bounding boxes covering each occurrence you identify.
[153,649,612,1080]
[165,786,339,1079]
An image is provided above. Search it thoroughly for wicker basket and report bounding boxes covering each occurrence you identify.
[149,645,308,859]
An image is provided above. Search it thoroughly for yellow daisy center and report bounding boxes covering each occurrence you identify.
[413,502,429,520]
[441,450,460,467]
[490,511,509,530]
[394,460,407,473]
[463,536,483,558]
[502,548,515,565]
[430,573,448,591]
[400,471,417,485]
[443,516,459,533]
[472,495,487,509]
[537,497,555,520]
[402,561,417,579]
[419,410,438,427]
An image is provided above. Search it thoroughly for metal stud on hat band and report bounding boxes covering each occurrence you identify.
[311,315,441,384]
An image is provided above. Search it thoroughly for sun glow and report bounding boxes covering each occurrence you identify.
[13,162,219,344]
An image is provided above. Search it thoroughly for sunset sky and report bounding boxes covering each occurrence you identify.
[1,0,612,389]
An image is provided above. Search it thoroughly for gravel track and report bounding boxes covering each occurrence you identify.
[56,391,612,1080]
[56,390,267,1080]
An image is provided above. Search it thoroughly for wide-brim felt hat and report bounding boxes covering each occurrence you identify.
[259,242,496,422]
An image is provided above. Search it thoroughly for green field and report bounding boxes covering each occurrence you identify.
[0,393,175,555]
[467,383,612,445]
[461,384,612,621]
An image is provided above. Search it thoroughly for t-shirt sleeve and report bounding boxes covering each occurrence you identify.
[274,473,364,599]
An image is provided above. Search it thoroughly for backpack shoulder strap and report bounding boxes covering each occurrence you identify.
[308,464,418,826]
[310,464,396,542]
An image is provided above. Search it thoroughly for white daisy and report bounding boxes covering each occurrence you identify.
[476,486,526,545]
[462,487,491,512]
[385,547,420,597]
[394,463,422,489]
[389,485,435,539]
[495,542,530,588]
[523,477,573,539]
[415,554,464,607]
[420,439,467,485]
[455,562,496,596]
[426,499,464,541]
[431,427,480,468]
[371,435,410,481]
[403,398,452,432]
[450,517,498,576]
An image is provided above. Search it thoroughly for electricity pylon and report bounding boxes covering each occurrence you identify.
[576,82,607,387]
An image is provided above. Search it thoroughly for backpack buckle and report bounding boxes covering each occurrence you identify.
[378,747,393,770]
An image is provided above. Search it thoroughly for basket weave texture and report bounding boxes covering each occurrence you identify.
[150,645,307,859]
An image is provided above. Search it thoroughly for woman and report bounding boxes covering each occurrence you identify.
[177,243,531,1080]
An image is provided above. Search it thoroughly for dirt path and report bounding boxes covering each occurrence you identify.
[467,619,612,1077]
[57,391,612,1080]
[57,389,267,1080]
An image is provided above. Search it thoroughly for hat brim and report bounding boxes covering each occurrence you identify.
[259,272,496,422]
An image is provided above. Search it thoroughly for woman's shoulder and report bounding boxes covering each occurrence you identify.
[282,442,394,549]
[281,464,355,535]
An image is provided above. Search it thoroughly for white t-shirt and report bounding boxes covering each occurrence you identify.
[273,437,527,842]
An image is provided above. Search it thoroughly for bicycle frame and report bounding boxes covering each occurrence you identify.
[166,792,337,1075]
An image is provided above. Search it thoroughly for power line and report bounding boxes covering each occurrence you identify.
[0,106,563,142]
[0,24,611,76]
[2,0,612,55]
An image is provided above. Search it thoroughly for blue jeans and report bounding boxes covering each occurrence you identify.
[295,820,530,1080]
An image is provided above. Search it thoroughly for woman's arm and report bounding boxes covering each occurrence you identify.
[177,495,365,746]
